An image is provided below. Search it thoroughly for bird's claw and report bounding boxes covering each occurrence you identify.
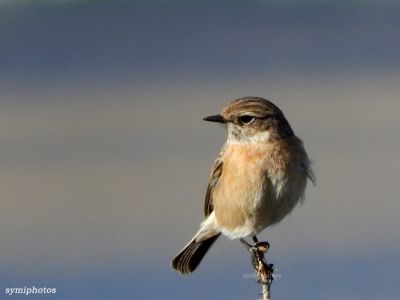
[249,241,270,256]
[248,241,274,285]
[250,241,270,267]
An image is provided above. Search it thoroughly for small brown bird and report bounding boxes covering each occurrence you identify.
[171,97,314,274]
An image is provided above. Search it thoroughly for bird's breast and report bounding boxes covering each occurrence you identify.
[212,140,308,238]
[212,143,269,234]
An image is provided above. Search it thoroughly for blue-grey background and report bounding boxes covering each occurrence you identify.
[1,0,399,299]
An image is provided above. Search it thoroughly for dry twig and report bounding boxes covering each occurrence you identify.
[249,242,274,300]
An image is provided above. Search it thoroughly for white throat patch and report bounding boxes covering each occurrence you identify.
[228,130,270,144]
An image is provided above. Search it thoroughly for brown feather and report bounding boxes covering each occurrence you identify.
[204,148,224,217]
[171,234,220,274]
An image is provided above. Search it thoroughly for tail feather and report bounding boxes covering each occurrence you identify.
[171,234,220,274]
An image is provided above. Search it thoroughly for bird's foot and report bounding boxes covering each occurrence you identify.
[249,241,270,255]
[249,241,270,266]
[248,241,273,285]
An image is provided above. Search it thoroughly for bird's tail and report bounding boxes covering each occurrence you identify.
[171,233,220,274]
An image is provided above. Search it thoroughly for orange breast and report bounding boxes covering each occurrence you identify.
[213,144,268,230]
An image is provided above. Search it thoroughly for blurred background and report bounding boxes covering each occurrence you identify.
[0,0,399,299]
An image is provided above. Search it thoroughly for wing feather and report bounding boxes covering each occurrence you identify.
[204,147,225,217]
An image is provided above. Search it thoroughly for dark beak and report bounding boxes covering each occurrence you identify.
[203,114,226,123]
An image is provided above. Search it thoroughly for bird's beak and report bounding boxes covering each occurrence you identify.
[203,114,226,124]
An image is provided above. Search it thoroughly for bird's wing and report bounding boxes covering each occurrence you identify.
[204,147,225,217]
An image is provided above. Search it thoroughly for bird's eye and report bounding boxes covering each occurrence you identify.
[238,115,255,125]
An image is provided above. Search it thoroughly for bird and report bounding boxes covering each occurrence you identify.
[171,96,314,274]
